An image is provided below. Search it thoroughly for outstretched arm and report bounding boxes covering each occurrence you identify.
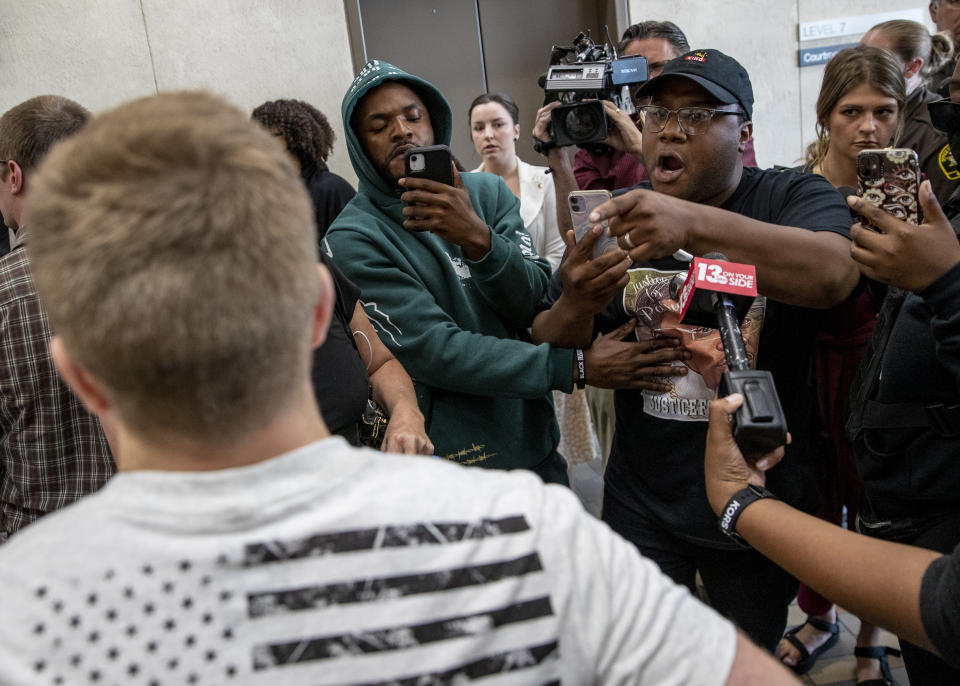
[590,189,859,308]
[704,394,941,654]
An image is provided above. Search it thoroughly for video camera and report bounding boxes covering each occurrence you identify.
[542,31,648,147]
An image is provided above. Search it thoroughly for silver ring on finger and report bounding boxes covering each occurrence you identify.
[623,232,636,249]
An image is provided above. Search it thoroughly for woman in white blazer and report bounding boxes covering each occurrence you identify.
[468,92,601,504]
[468,93,565,271]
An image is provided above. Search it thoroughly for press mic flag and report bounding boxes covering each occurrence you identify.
[670,252,787,458]
[672,253,757,329]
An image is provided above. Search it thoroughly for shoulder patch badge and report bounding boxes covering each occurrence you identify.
[938,144,960,181]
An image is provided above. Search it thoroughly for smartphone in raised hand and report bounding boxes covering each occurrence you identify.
[568,190,619,258]
[404,144,454,186]
[856,148,921,231]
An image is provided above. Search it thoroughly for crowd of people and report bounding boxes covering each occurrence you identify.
[1,7,960,686]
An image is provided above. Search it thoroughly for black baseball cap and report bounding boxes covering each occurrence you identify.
[634,49,754,120]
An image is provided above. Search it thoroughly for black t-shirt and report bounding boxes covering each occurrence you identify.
[921,542,960,667]
[543,166,853,546]
[311,252,370,440]
[302,163,356,246]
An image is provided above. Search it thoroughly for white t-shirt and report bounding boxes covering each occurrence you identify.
[0,437,735,685]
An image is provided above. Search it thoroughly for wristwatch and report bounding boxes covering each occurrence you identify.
[718,484,777,547]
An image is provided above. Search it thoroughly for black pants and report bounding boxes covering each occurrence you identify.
[603,488,798,652]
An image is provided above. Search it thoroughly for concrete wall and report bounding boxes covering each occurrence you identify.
[0,1,936,179]
[627,0,935,168]
[0,0,359,183]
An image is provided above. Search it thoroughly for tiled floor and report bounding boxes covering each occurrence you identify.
[785,602,910,686]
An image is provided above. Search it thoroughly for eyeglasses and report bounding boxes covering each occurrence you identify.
[638,106,742,135]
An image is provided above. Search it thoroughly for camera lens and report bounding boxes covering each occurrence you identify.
[563,106,603,144]
[858,154,880,180]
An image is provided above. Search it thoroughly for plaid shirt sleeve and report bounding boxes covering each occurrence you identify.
[0,244,114,540]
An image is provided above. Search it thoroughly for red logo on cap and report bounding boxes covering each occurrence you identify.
[684,50,708,63]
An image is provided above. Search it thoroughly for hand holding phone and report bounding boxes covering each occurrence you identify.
[569,190,620,258]
[850,179,960,292]
[404,145,454,186]
[402,145,455,232]
[856,148,921,231]
[399,148,490,259]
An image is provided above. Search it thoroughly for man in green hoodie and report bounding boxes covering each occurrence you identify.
[326,61,686,481]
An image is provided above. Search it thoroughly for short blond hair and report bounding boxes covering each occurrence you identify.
[29,92,320,443]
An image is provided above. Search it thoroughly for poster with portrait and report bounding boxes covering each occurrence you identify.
[623,267,766,422]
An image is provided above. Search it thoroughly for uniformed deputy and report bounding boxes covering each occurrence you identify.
[863,20,960,203]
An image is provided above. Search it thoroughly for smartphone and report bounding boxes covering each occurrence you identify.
[404,144,454,186]
[856,148,921,231]
[568,190,619,258]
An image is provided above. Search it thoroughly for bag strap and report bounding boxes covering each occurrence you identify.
[846,287,907,441]
[861,399,960,437]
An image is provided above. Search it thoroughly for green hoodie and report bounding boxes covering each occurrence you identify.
[325,60,574,474]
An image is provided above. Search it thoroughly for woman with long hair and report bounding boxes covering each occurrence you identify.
[468,93,565,270]
[785,46,907,686]
[803,46,906,185]
[862,19,957,201]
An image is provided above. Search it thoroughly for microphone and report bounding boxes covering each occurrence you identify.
[669,253,787,459]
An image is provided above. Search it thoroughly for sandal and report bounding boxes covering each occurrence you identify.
[854,645,902,686]
[779,616,840,674]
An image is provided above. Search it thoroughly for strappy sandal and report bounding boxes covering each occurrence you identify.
[779,616,840,674]
[854,645,902,686]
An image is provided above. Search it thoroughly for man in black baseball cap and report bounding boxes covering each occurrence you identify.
[634,48,754,119]
[533,48,860,651]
